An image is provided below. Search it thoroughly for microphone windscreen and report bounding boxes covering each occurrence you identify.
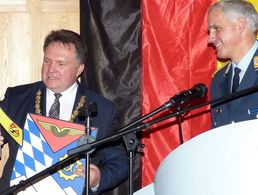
[194,83,208,98]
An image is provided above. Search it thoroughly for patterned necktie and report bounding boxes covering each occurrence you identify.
[232,67,241,93]
[48,93,62,119]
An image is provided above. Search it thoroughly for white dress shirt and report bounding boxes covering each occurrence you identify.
[46,83,78,121]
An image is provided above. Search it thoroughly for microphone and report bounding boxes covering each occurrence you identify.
[78,101,97,122]
[85,101,97,135]
[161,83,208,110]
[171,83,208,104]
[85,101,97,118]
[79,101,97,118]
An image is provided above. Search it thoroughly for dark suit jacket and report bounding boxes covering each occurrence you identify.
[211,46,258,128]
[0,81,128,194]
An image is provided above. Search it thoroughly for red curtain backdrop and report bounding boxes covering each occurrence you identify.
[141,0,217,187]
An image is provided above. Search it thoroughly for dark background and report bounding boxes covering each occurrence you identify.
[80,0,142,194]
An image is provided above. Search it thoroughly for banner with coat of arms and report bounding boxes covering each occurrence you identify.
[10,113,98,194]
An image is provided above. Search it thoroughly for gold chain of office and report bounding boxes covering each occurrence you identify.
[34,89,86,122]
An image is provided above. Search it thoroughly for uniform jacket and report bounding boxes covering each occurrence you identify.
[211,47,258,128]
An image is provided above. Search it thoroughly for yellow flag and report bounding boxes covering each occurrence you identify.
[248,0,258,12]
[0,108,23,146]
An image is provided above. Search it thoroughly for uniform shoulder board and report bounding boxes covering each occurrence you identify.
[212,61,231,78]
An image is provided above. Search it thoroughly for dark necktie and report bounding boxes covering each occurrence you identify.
[232,67,241,93]
[48,93,62,119]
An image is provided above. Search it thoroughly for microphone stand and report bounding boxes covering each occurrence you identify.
[120,95,176,195]
[83,101,97,195]
[123,132,140,195]
[176,105,184,144]
[3,84,258,195]
[85,114,91,195]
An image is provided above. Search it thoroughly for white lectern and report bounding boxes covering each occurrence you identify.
[154,119,258,195]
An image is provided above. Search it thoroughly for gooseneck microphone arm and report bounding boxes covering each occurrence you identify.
[118,83,208,134]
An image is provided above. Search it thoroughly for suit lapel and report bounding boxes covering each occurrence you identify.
[219,63,233,95]
[72,84,87,123]
[216,63,232,113]
[41,87,47,116]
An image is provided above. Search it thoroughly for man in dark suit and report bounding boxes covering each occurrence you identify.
[0,29,128,194]
[207,0,258,128]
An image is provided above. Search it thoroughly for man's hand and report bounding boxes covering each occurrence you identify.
[74,163,101,188]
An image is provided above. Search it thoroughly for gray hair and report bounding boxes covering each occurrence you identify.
[208,0,258,33]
